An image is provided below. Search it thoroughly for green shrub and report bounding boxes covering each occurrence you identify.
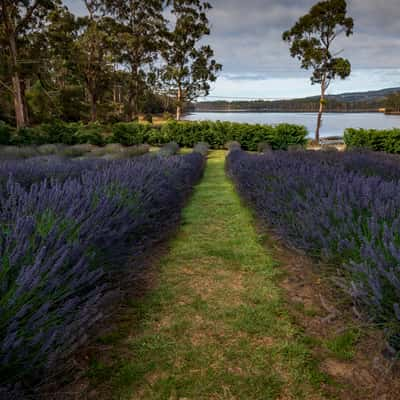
[11,122,81,146]
[111,122,152,145]
[271,124,308,150]
[344,128,400,153]
[11,122,106,146]
[0,121,13,145]
[158,121,307,150]
[74,124,105,146]
[40,121,80,144]
[12,126,48,145]
[3,120,308,150]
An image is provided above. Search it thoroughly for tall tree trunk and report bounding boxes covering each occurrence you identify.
[315,77,326,143]
[113,84,117,103]
[88,91,97,122]
[12,75,27,128]
[127,67,141,121]
[176,86,182,121]
[21,79,30,126]
[9,33,27,128]
[128,94,137,121]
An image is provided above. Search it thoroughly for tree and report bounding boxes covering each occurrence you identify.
[104,0,166,121]
[74,1,116,122]
[0,0,57,128]
[283,0,353,142]
[162,0,221,121]
[385,92,400,113]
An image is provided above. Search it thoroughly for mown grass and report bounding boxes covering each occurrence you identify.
[87,150,339,399]
[324,329,361,361]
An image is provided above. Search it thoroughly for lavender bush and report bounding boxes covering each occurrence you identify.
[0,157,106,189]
[227,149,400,350]
[287,150,400,182]
[0,152,204,391]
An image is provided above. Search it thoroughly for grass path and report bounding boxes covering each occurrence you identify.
[87,150,337,399]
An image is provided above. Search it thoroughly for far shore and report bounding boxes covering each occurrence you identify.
[188,109,381,114]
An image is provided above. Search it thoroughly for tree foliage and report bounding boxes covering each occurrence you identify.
[0,0,58,127]
[0,0,221,125]
[104,0,165,120]
[283,0,353,141]
[161,0,222,120]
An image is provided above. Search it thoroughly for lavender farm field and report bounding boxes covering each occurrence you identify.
[227,149,400,350]
[0,152,205,395]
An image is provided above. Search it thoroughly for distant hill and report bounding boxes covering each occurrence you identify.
[190,87,400,113]
[313,87,400,103]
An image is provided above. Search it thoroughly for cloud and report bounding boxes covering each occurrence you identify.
[62,0,400,97]
[205,0,400,74]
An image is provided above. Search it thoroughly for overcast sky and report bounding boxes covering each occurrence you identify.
[64,0,400,99]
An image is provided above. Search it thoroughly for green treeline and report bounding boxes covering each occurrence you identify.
[191,97,392,113]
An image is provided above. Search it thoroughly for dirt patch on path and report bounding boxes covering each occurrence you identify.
[264,231,400,400]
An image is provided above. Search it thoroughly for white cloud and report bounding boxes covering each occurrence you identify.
[62,0,400,97]
[206,69,400,99]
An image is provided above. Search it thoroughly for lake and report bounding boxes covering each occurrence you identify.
[183,112,400,138]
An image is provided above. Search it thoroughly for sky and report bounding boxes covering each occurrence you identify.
[64,0,400,100]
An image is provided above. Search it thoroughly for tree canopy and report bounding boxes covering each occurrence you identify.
[283,0,354,141]
[0,0,221,126]
[161,0,222,120]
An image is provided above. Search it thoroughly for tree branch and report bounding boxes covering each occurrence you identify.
[0,79,14,94]
[16,0,40,33]
[333,48,344,57]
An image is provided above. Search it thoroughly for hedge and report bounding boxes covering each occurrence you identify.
[0,121,108,146]
[111,122,153,146]
[154,121,308,150]
[344,128,400,153]
[0,121,12,145]
[0,120,308,150]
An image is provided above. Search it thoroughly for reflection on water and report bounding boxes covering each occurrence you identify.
[183,112,400,138]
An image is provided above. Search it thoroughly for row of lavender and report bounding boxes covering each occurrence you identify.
[227,149,400,351]
[0,152,205,393]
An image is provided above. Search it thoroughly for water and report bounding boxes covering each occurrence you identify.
[183,112,400,138]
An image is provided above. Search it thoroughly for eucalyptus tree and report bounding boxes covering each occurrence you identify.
[73,0,117,122]
[0,0,57,127]
[103,0,166,121]
[162,0,221,121]
[283,0,354,142]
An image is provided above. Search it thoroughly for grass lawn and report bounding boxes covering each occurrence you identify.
[87,150,339,399]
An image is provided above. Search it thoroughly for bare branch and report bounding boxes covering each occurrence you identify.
[333,48,344,57]
[0,79,14,94]
[16,0,40,33]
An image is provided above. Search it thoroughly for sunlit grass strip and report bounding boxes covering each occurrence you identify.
[85,150,333,400]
